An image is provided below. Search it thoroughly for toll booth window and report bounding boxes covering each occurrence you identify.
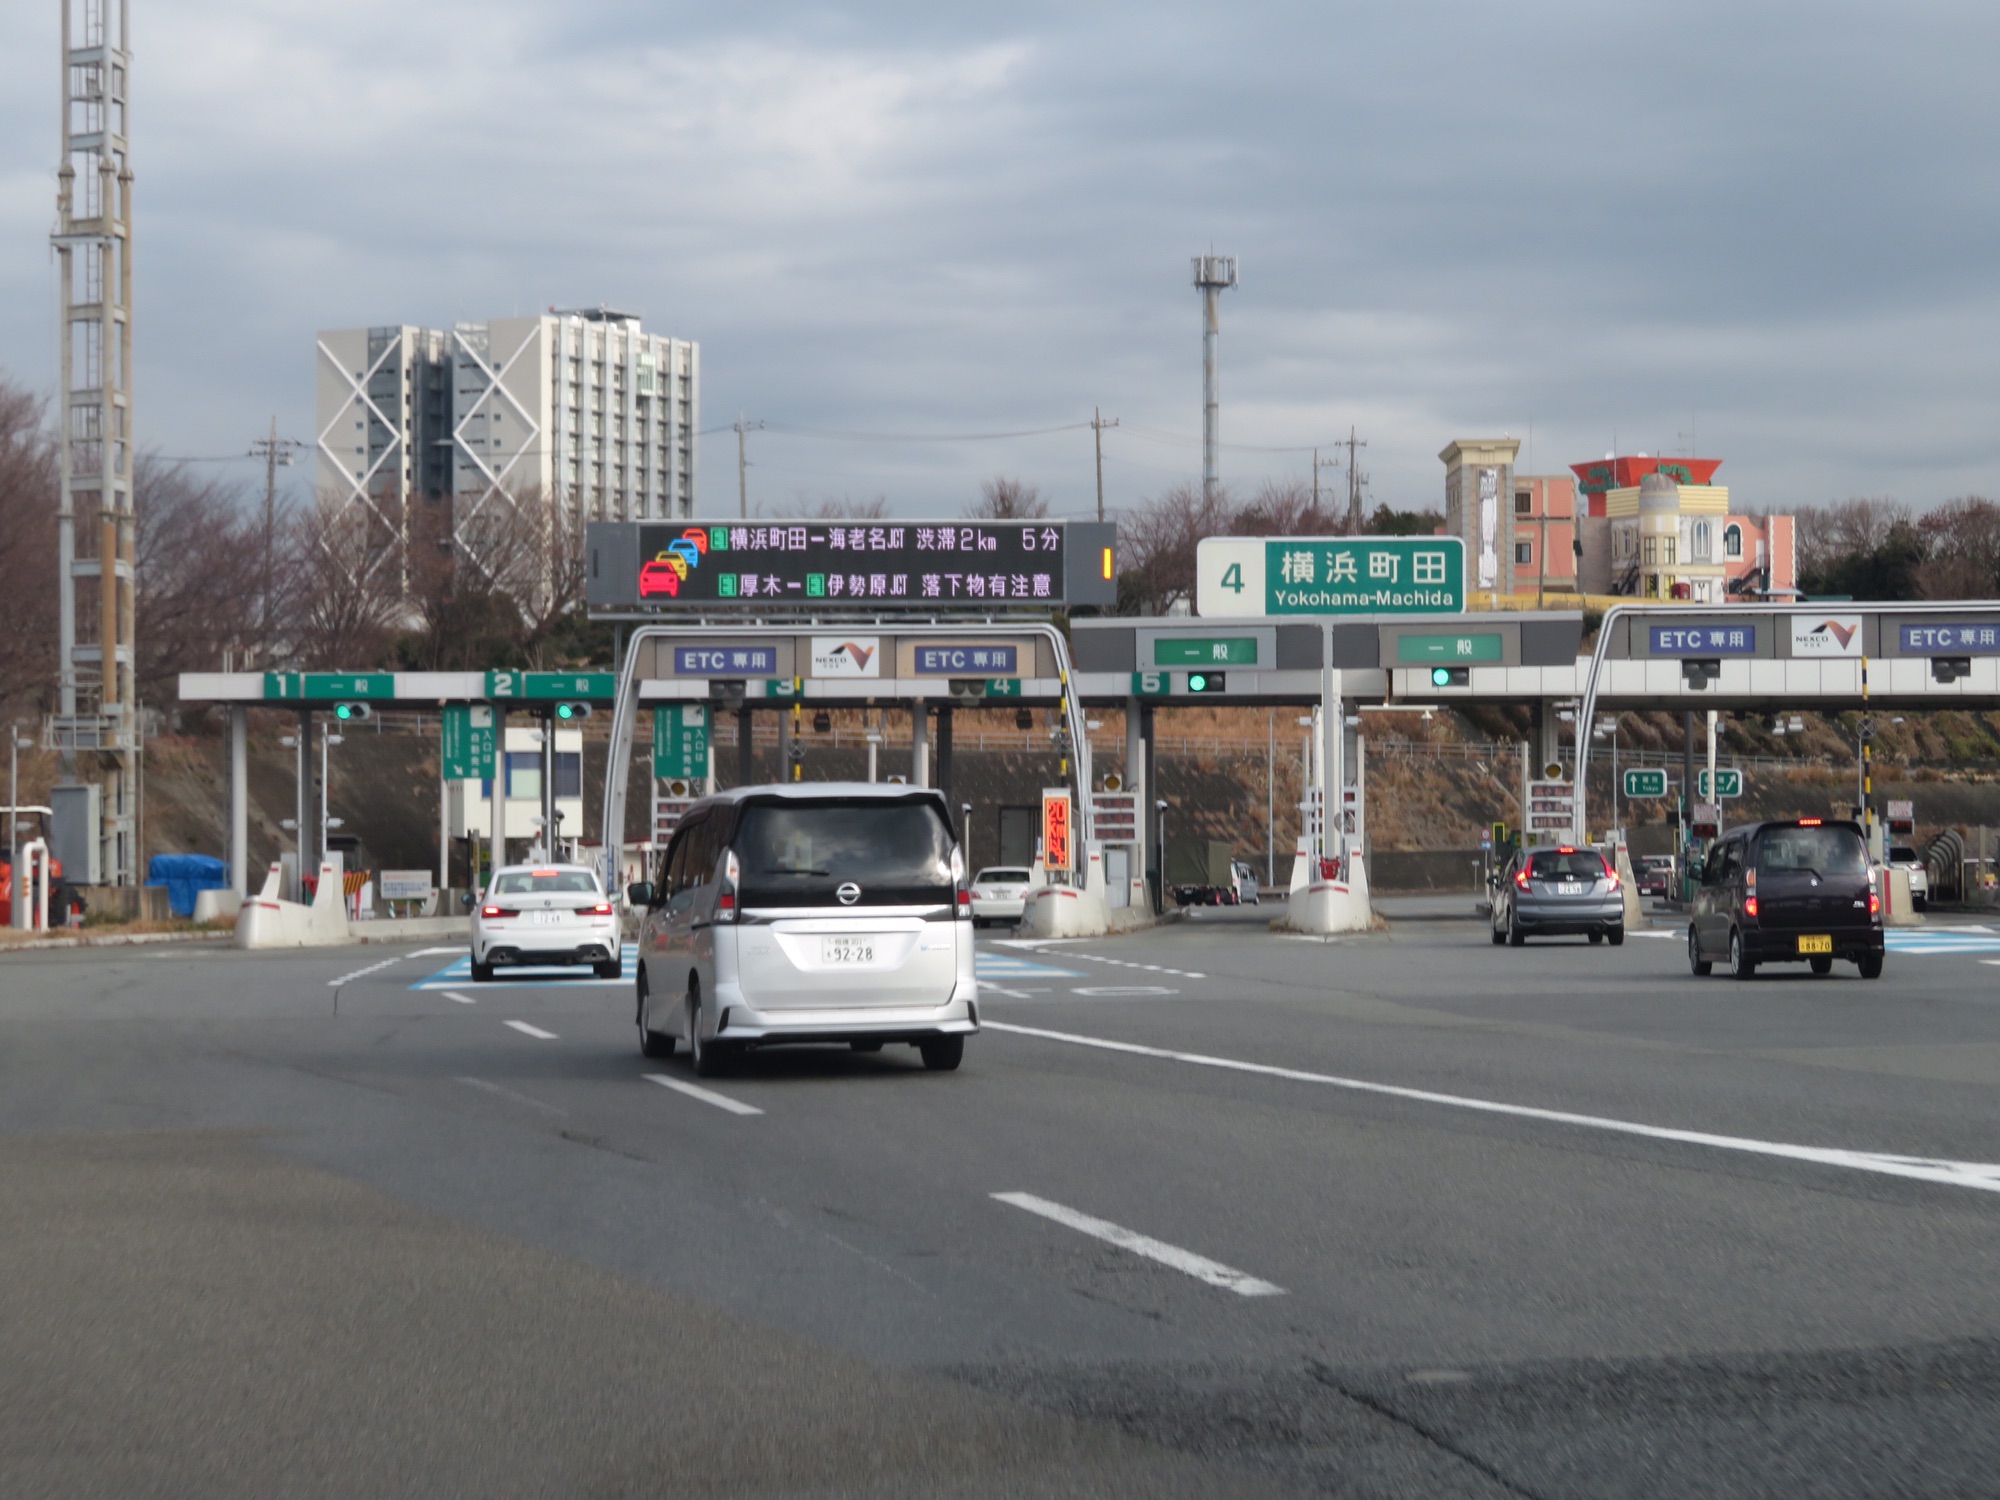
[1756,826,1866,876]
[1526,851,1610,881]
[505,752,541,800]
[555,752,582,799]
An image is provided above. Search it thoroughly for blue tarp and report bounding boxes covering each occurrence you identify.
[147,853,228,918]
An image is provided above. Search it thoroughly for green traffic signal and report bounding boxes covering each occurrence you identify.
[332,701,371,722]
[552,701,594,722]
[1430,666,1469,688]
[1186,672,1225,694]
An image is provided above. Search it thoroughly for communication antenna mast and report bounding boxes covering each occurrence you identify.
[1343,425,1369,533]
[50,0,137,886]
[1191,254,1237,503]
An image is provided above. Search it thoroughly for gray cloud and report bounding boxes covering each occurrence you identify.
[1,0,1996,521]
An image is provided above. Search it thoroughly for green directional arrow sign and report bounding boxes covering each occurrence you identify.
[1623,768,1668,798]
[653,704,709,780]
[1698,768,1744,799]
[441,705,497,780]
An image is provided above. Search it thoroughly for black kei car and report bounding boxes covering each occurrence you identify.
[1687,818,1885,980]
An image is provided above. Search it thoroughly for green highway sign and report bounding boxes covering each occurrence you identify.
[1131,671,1170,696]
[1153,636,1259,667]
[1196,536,1465,616]
[1623,768,1668,798]
[441,704,497,780]
[264,672,395,700]
[764,678,803,698]
[984,678,1022,697]
[1396,632,1503,664]
[653,704,710,780]
[1698,767,1744,799]
[485,670,617,700]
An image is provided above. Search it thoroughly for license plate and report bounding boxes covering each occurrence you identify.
[1798,934,1833,955]
[1558,883,1582,896]
[822,937,876,965]
[531,910,562,926]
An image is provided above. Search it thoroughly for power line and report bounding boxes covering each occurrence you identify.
[766,420,1093,443]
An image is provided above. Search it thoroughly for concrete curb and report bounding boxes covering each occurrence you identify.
[0,929,232,954]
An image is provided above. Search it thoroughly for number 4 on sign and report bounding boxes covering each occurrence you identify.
[1220,562,1244,594]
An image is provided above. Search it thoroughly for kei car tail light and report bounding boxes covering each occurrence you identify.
[1870,893,1881,916]
[1744,895,1759,918]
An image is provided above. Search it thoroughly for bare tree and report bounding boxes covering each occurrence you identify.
[1795,497,1912,587]
[282,494,407,668]
[1114,481,1235,615]
[1232,478,1341,538]
[1917,497,2000,599]
[133,457,262,701]
[0,376,59,710]
[760,496,892,520]
[968,477,1048,520]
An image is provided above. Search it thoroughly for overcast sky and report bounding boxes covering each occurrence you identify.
[2,1,1996,521]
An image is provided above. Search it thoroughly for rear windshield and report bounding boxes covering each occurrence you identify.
[735,798,954,907]
[1756,825,1868,877]
[1889,846,1917,863]
[976,868,1031,884]
[1528,851,1609,880]
[492,869,598,895]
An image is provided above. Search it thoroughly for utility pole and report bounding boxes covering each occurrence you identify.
[1311,448,1344,514]
[249,418,304,666]
[1091,407,1119,523]
[733,414,764,519]
[1343,426,1369,534]
[1191,255,1238,504]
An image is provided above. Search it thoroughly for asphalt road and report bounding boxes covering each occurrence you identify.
[5,902,2000,1497]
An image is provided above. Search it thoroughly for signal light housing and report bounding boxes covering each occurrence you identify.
[1186,671,1226,694]
[553,701,593,722]
[1430,666,1470,688]
[332,701,373,722]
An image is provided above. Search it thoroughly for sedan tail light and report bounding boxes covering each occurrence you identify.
[589,902,614,915]
[481,905,516,919]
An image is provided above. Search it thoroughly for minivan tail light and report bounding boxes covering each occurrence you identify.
[717,849,740,922]
[957,888,971,911]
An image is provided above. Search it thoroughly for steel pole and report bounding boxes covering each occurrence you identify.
[295,708,310,898]
[1202,285,1220,503]
[488,708,505,892]
[230,707,247,895]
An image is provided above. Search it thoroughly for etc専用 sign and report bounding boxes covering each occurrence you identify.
[1195,536,1465,617]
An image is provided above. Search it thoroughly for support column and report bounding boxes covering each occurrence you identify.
[776,703,793,782]
[294,707,310,900]
[911,704,929,787]
[935,706,954,827]
[541,712,556,860]
[737,706,754,787]
[1141,701,1159,912]
[1681,708,1696,900]
[230,707,248,895]
[488,707,506,892]
[1125,697,1145,905]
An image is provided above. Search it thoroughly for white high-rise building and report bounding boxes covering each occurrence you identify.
[315,308,698,598]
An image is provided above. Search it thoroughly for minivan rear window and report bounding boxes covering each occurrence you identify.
[1756,824,1867,876]
[1527,850,1609,881]
[735,798,955,907]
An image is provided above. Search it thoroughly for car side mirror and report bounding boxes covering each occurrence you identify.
[626,882,653,907]
[458,890,475,910]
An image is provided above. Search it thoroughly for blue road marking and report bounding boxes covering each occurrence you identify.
[1885,928,2000,956]
[415,944,639,990]
[977,949,1085,979]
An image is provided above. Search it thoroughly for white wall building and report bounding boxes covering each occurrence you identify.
[316,309,698,599]
[447,726,585,847]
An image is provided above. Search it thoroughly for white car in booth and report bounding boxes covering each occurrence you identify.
[471,864,622,982]
[969,866,1039,927]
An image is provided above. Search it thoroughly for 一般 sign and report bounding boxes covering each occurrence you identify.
[1195,537,1464,617]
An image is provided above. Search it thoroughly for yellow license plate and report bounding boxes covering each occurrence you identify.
[1797,935,1833,955]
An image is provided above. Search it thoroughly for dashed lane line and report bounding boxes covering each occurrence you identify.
[326,955,406,988]
[983,1020,2000,1197]
[443,991,478,1005]
[504,1020,559,1040]
[644,1074,764,1116]
[992,1191,1284,1297]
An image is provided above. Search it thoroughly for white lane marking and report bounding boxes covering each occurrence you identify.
[326,955,404,987]
[992,1191,1284,1297]
[644,1073,763,1116]
[443,991,478,1005]
[983,1021,2000,1196]
[412,946,466,956]
[980,983,1032,999]
[456,1076,565,1115]
[504,1020,558,1040]
[1072,985,1177,997]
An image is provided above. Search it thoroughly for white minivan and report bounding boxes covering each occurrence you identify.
[630,784,977,1075]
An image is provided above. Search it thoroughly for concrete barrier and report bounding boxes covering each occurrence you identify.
[192,888,243,924]
[234,856,351,949]
[1880,864,1923,927]
[1286,856,1374,934]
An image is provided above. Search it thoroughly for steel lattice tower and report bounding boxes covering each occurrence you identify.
[51,0,137,885]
